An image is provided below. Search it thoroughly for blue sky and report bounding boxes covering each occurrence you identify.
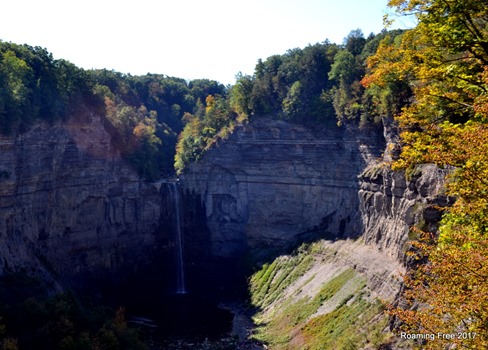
[1,0,414,85]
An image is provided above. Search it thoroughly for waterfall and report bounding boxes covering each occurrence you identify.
[168,182,186,294]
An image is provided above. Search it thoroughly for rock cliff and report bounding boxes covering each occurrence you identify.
[180,118,451,348]
[359,163,450,261]
[181,118,448,264]
[0,110,450,347]
[0,113,164,286]
[0,109,449,310]
[181,118,386,259]
[179,117,452,334]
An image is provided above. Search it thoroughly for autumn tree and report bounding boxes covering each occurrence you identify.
[363,0,488,348]
[174,94,238,174]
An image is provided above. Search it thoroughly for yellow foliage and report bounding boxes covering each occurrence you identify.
[364,1,488,348]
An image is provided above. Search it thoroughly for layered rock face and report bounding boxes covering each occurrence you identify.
[0,110,449,307]
[181,118,385,258]
[182,117,449,266]
[359,163,450,260]
[0,114,163,285]
[181,118,450,348]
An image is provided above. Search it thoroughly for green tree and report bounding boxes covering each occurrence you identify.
[344,28,366,56]
[282,81,303,119]
[248,42,336,123]
[229,72,253,120]
[0,49,33,131]
[0,42,96,133]
[328,49,364,124]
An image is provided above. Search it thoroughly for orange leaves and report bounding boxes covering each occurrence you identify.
[361,36,407,89]
[394,228,488,348]
[372,1,488,348]
[390,123,488,348]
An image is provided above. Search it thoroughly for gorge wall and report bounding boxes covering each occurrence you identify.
[180,117,449,348]
[179,117,450,317]
[181,118,386,259]
[359,163,450,261]
[181,118,447,263]
[0,111,448,309]
[0,113,165,288]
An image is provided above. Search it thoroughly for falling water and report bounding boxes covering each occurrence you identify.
[169,182,186,294]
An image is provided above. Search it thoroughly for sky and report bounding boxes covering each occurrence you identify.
[1,0,414,85]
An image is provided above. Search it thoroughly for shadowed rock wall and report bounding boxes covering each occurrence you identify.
[0,114,164,286]
[181,118,385,259]
[181,118,449,266]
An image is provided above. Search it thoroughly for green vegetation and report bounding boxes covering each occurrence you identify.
[174,30,410,173]
[89,71,226,179]
[5,7,488,347]
[250,247,314,308]
[2,30,409,175]
[174,93,243,173]
[300,297,387,350]
[0,274,147,350]
[0,42,95,133]
[0,41,225,179]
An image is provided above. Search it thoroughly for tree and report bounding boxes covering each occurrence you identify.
[361,33,412,119]
[174,94,237,174]
[363,1,488,347]
[282,81,303,119]
[390,122,488,349]
[344,28,366,56]
[328,49,364,124]
[229,72,253,120]
[248,42,336,123]
[383,0,488,125]
[0,49,33,131]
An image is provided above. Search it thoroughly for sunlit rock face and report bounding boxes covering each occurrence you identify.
[359,163,450,261]
[181,118,385,259]
[0,114,164,285]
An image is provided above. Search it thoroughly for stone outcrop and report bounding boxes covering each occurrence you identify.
[359,163,450,260]
[0,114,164,285]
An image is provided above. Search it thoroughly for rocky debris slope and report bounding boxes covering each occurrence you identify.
[247,239,404,349]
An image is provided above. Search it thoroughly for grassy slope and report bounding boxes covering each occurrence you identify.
[248,240,400,350]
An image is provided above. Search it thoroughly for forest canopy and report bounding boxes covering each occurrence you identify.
[174,29,408,173]
[2,30,405,177]
[0,41,226,179]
